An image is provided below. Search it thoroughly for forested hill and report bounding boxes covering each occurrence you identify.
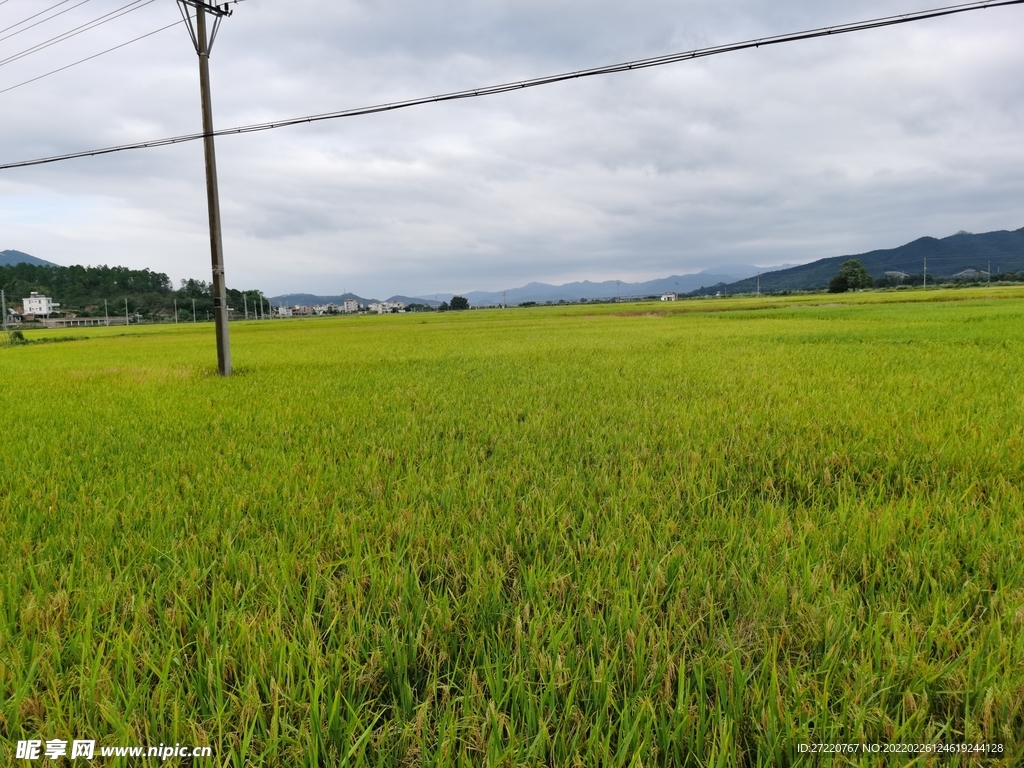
[0,261,267,321]
[716,227,1024,294]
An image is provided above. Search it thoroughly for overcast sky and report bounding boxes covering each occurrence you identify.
[1,0,1022,298]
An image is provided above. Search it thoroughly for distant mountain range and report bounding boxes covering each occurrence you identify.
[412,265,795,306]
[714,227,1024,294]
[267,292,441,307]
[16,226,1024,307]
[268,266,789,307]
[266,227,1024,306]
[0,250,57,267]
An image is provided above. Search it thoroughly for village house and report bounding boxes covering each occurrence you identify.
[23,292,60,316]
[342,299,360,314]
[368,301,405,314]
[660,291,677,301]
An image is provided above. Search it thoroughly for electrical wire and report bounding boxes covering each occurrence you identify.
[1,0,1022,171]
[0,18,182,95]
[0,0,75,36]
[0,0,92,45]
[0,0,246,95]
[0,0,154,69]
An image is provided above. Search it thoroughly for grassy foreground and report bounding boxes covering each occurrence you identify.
[3,289,1024,765]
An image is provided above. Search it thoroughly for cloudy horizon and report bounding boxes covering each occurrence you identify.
[2,0,1023,298]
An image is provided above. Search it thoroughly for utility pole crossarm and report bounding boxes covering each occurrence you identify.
[178,0,233,56]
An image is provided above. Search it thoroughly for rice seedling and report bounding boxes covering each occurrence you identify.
[2,288,1023,765]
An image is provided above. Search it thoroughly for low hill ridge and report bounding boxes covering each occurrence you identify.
[1,250,57,267]
[717,227,1024,294]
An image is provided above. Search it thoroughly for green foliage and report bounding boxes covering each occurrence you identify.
[3,290,1024,764]
[2,329,26,346]
[449,295,470,310]
[829,259,874,293]
[0,263,266,321]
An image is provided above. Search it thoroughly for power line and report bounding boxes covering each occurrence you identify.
[0,18,181,95]
[0,0,92,45]
[1,0,1022,171]
[0,0,76,36]
[0,0,154,70]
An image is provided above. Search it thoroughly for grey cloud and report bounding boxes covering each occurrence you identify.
[1,1,1023,298]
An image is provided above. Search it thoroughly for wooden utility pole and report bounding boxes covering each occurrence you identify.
[179,0,234,375]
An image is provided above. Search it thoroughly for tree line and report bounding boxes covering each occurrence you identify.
[0,263,269,322]
[829,258,1016,293]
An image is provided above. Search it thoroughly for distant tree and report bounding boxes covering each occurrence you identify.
[450,295,469,311]
[438,301,450,312]
[828,274,848,294]
[829,259,873,293]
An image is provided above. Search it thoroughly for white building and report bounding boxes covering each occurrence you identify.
[23,292,60,316]
[342,299,360,314]
[275,306,293,318]
[660,292,677,302]
[368,301,405,314]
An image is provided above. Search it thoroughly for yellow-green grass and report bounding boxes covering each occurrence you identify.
[3,289,1024,766]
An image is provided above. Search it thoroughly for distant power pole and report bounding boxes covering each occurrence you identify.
[923,257,927,289]
[243,293,248,320]
[1,290,7,332]
[757,273,760,296]
[174,298,178,323]
[105,299,109,326]
[178,0,234,376]
[192,298,197,323]
[125,298,129,325]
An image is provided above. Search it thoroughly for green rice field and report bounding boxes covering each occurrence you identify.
[3,287,1024,765]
